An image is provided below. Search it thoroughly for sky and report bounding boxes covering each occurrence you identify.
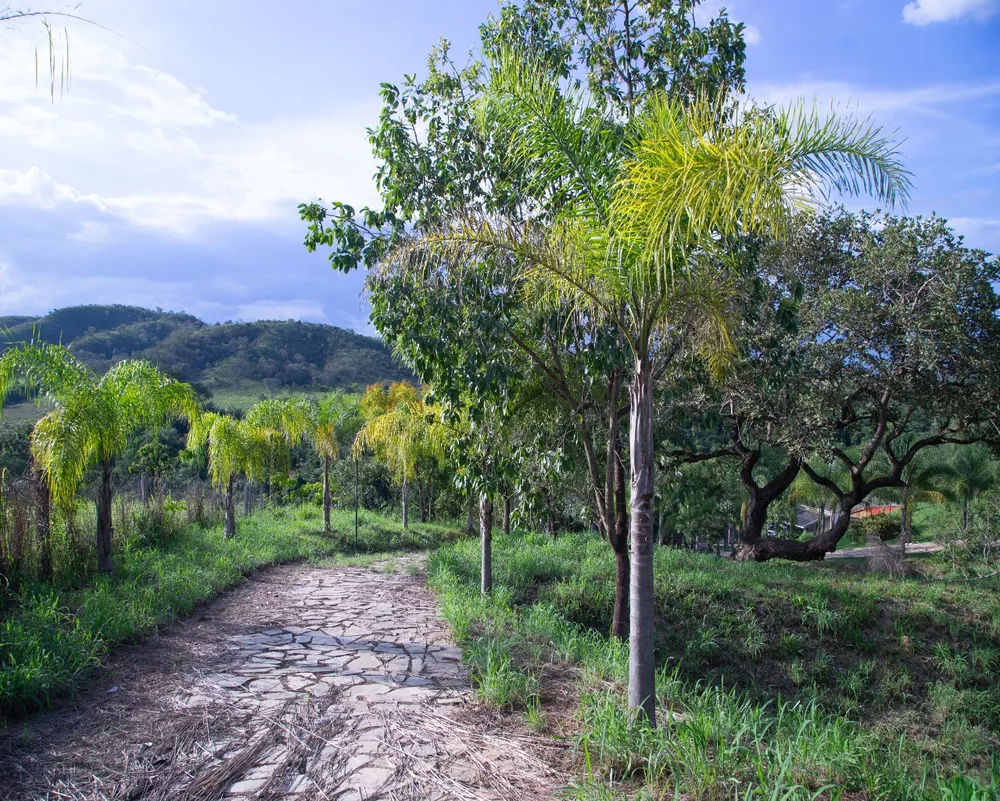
[0,0,997,334]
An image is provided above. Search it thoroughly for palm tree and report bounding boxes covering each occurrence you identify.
[353,382,449,530]
[307,392,361,533]
[188,399,309,538]
[0,341,196,573]
[946,444,998,532]
[389,54,909,724]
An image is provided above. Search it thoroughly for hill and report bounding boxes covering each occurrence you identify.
[2,305,412,407]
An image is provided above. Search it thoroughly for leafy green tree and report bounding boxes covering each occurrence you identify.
[392,51,908,722]
[301,0,748,639]
[0,342,196,573]
[353,382,450,530]
[665,212,1000,561]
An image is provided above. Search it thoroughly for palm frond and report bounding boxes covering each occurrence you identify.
[614,95,911,276]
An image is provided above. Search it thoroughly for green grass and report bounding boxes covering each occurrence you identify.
[428,531,1000,801]
[0,505,459,716]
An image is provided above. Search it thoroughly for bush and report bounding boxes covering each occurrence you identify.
[856,511,901,543]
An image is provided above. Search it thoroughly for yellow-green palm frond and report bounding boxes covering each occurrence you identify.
[383,216,629,339]
[662,268,738,379]
[614,95,911,276]
[30,407,93,508]
[0,339,95,408]
[312,391,360,460]
[244,397,312,446]
[353,382,451,481]
[98,359,198,459]
[188,411,293,490]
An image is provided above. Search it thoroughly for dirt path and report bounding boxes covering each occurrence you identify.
[0,557,569,800]
[825,541,945,559]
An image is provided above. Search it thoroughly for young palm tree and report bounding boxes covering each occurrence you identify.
[353,382,449,530]
[306,392,361,533]
[188,399,309,538]
[389,54,910,724]
[946,444,998,532]
[0,342,196,573]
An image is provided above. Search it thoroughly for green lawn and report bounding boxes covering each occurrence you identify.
[429,531,1000,800]
[0,505,459,716]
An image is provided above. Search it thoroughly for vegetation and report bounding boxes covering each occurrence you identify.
[429,531,1000,800]
[0,343,196,573]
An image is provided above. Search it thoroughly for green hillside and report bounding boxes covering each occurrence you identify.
[2,305,412,408]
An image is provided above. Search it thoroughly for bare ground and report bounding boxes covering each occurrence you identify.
[0,557,573,801]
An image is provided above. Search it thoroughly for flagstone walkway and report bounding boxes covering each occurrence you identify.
[0,557,566,801]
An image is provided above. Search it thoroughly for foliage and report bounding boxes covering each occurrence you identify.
[0,342,196,508]
[430,530,1000,799]
[353,382,450,484]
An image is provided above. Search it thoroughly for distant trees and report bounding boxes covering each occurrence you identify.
[0,342,196,572]
[353,383,450,530]
[187,399,309,538]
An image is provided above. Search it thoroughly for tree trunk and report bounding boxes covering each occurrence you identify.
[225,474,237,538]
[96,459,114,574]
[627,356,656,726]
[243,479,251,517]
[139,472,150,505]
[608,373,630,642]
[194,473,204,526]
[733,494,855,561]
[402,476,409,530]
[480,493,493,595]
[503,495,511,537]
[322,456,331,534]
[34,469,51,580]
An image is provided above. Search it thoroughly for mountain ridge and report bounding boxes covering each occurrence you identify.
[2,304,412,404]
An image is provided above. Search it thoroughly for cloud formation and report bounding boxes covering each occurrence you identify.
[902,0,998,25]
[0,38,380,236]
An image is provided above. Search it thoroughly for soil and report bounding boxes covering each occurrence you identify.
[0,556,573,800]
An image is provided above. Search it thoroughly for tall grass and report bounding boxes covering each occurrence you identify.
[428,531,1000,800]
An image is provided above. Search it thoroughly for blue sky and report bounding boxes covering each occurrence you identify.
[0,0,997,333]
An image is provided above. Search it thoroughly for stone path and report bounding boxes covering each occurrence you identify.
[0,557,565,801]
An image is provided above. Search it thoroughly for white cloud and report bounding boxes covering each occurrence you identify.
[0,37,380,236]
[69,221,111,243]
[754,80,1000,116]
[0,167,106,210]
[902,0,998,24]
[949,217,1000,250]
[744,25,762,46]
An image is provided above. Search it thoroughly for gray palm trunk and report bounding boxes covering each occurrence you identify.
[322,456,331,533]
[628,356,656,725]
[480,493,493,595]
[96,459,114,574]
[225,474,238,538]
[402,476,410,530]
